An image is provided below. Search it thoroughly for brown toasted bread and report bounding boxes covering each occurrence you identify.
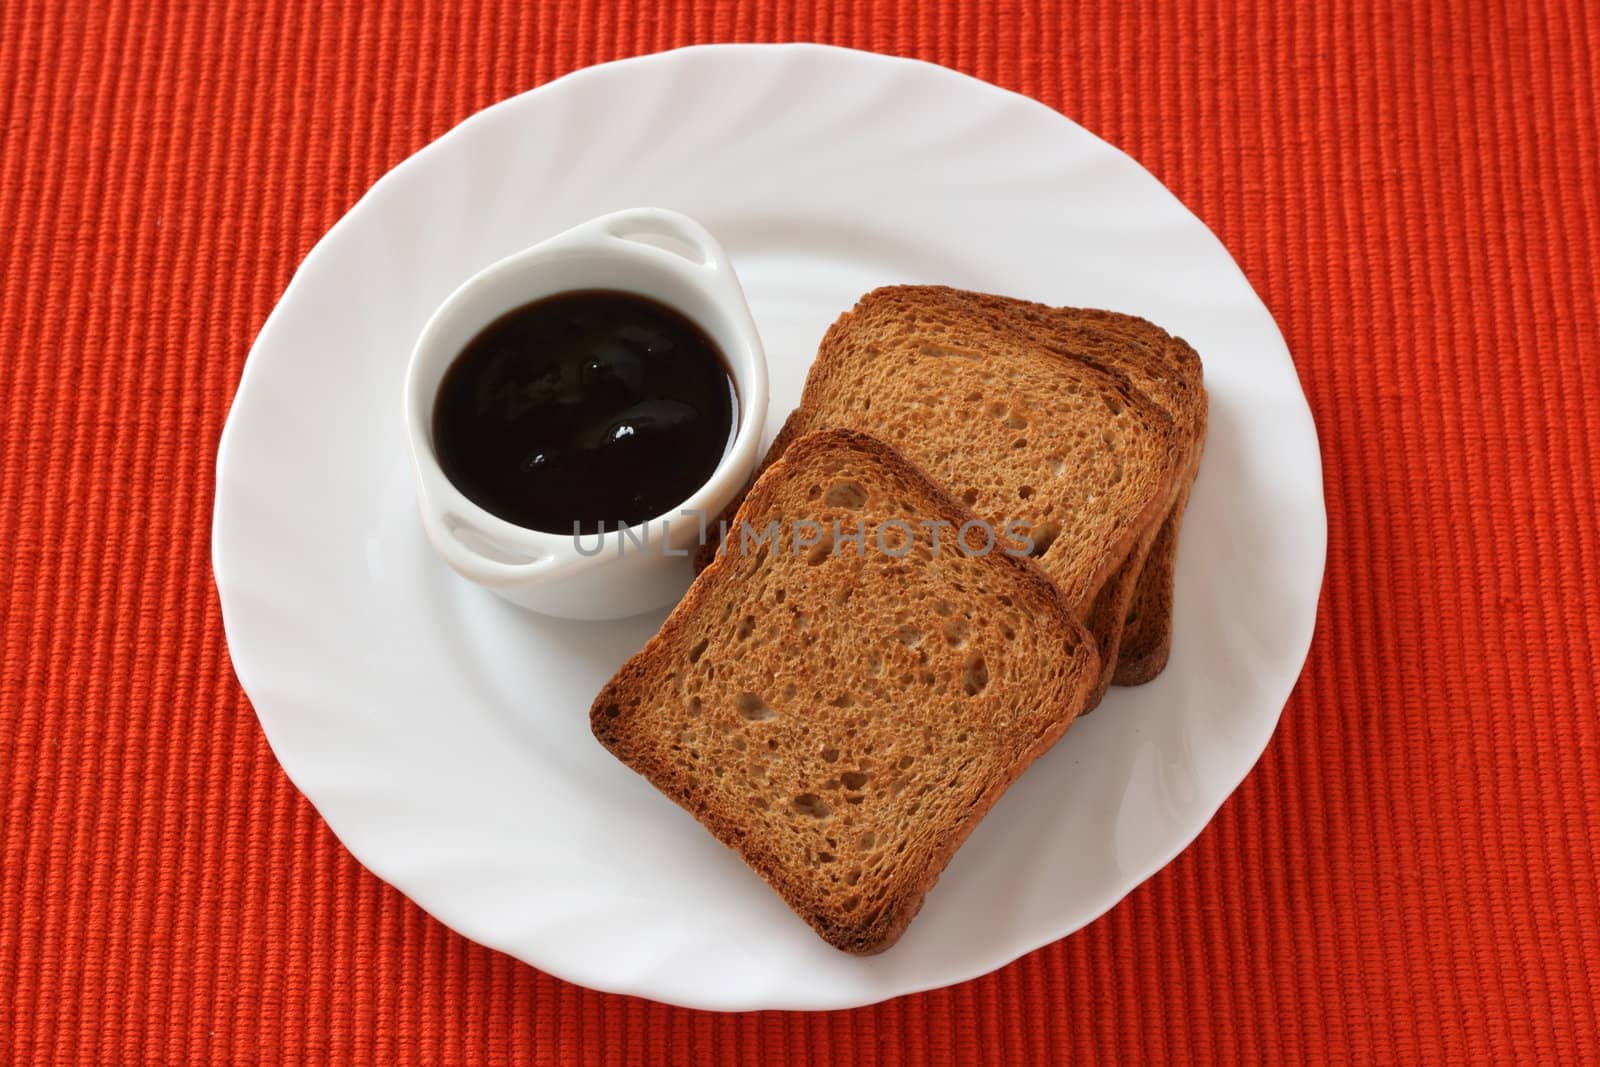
[922,292,1207,689]
[1064,309,1205,684]
[694,285,1189,706]
[593,429,1098,953]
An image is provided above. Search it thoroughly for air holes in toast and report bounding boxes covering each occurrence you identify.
[735,692,775,721]
[793,794,831,819]
[823,481,868,509]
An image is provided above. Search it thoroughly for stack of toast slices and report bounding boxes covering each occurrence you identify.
[592,285,1207,953]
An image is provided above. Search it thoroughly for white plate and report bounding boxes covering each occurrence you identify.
[213,44,1324,1011]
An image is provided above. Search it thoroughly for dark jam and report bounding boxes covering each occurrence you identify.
[432,290,736,535]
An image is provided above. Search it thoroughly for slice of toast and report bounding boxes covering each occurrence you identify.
[922,293,1208,688]
[592,429,1099,954]
[694,286,1188,706]
[882,289,1206,702]
[1063,309,1206,685]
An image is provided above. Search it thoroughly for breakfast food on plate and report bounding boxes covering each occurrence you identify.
[1068,308,1206,684]
[593,287,1208,952]
[591,429,1099,953]
[930,293,1208,686]
[694,285,1200,706]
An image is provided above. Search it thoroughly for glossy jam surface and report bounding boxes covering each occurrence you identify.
[432,290,736,535]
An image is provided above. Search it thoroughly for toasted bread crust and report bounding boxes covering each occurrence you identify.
[1107,482,1188,683]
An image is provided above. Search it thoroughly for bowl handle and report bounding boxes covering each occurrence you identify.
[597,207,733,276]
[416,497,570,587]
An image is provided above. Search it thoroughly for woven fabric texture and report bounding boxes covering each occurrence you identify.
[3,1,1599,1063]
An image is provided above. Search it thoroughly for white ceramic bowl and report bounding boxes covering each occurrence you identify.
[402,207,768,619]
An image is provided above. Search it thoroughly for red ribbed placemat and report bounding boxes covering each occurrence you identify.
[3,1,1598,1063]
